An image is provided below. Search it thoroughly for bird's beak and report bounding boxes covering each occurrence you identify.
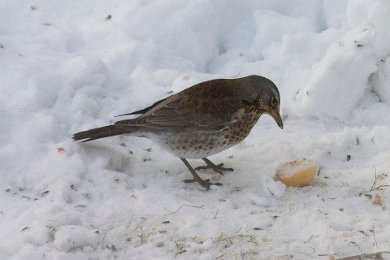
[267,109,284,129]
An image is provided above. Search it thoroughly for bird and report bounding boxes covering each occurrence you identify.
[73,75,283,189]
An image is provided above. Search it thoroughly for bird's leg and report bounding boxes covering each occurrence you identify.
[180,158,222,190]
[194,158,234,175]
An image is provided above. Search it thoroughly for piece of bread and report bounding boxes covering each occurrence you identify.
[274,159,319,187]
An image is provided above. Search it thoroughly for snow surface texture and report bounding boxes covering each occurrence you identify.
[1,0,390,259]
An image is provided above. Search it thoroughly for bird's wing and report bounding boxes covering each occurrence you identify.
[115,81,244,132]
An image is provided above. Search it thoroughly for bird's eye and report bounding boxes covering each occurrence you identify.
[270,96,278,107]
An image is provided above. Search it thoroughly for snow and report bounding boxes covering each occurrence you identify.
[1,0,390,259]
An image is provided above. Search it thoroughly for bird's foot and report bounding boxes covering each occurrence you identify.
[183,178,223,190]
[194,158,234,175]
[180,158,224,190]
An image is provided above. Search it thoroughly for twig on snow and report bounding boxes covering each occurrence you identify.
[163,204,204,216]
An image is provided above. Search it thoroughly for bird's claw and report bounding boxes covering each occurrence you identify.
[195,162,234,175]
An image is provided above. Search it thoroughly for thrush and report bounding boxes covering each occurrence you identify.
[73,75,283,189]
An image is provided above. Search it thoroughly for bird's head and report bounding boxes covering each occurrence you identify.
[240,75,283,129]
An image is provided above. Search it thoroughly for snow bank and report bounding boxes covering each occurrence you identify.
[293,0,390,120]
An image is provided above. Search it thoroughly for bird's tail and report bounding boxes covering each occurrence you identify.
[73,125,128,142]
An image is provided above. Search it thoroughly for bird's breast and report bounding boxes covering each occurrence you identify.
[149,131,233,159]
[144,106,262,159]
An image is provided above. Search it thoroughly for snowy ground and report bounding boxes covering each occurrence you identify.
[1,0,390,259]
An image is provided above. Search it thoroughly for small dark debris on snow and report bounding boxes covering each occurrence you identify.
[156,242,164,247]
[0,43,4,49]
[5,188,10,192]
[356,137,360,145]
[339,208,344,212]
[347,155,351,161]
[354,40,364,47]
[162,220,170,224]
[143,158,151,162]
[144,148,152,152]
[30,6,38,11]
[167,90,174,94]
[105,14,112,21]
[253,227,262,231]
[365,194,373,199]
[272,215,279,219]
[21,226,29,232]
[120,143,126,147]
[40,190,50,197]
[107,245,117,251]
[372,194,383,206]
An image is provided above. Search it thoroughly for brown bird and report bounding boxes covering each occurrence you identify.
[73,75,283,189]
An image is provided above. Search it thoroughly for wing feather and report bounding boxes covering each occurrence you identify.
[115,80,244,132]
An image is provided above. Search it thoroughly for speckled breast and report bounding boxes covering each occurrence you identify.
[156,107,263,159]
